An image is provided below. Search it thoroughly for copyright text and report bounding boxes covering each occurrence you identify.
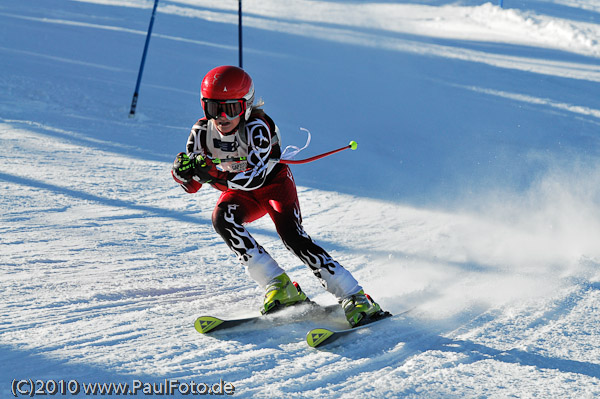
[11,378,235,396]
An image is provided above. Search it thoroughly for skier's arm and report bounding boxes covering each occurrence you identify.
[174,118,274,191]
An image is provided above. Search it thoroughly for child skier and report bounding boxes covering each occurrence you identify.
[172,65,386,327]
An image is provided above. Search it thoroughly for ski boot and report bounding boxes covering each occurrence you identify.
[262,273,309,315]
[341,290,388,327]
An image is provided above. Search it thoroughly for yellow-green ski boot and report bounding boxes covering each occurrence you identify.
[341,290,384,327]
[262,273,309,315]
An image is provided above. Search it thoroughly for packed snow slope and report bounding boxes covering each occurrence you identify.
[1,0,600,397]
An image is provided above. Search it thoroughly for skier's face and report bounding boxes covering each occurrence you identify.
[213,114,240,135]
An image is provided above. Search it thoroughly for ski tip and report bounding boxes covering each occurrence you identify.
[194,316,224,334]
[349,140,358,150]
[306,327,335,348]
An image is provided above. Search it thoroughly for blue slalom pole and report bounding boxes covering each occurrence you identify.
[238,0,243,68]
[129,0,159,118]
[499,0,503,7]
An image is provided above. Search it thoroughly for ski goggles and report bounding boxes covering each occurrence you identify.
[202,98,246,120]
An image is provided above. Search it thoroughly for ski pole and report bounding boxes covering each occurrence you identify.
[279,141,358,164]
[207,141,358,165]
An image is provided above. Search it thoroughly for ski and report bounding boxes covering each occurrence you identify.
[194,302,340,334]
[194,314,257,334]
[306,308,413,348]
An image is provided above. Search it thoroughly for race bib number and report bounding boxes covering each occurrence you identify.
[226,161,248,173]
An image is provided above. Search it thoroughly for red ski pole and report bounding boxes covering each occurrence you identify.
[279,141,358,164]
[208,141,358,165]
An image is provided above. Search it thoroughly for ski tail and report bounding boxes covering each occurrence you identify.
[306,308,414,348]
[307,328,336,347]
[194,316,224,334]
[194,302,341,335]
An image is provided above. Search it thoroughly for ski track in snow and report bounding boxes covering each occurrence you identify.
[1,0,600,398]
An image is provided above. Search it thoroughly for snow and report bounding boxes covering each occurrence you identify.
[1,0,599,397]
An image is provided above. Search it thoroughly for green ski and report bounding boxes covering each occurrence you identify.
[307,308,413,348]
[195,303,341,334]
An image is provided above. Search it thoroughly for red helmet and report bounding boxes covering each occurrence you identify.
[200,65,255,120]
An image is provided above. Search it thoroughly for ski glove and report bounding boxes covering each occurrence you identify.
[172,152,228,190]
[193,156,228,185]
[172,152,202,193]
[172,152,197,183]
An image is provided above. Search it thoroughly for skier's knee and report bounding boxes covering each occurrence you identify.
[212,203,228,236]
